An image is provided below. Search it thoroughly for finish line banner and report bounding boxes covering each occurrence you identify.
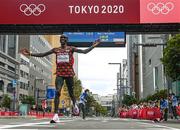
[0,0,179,24]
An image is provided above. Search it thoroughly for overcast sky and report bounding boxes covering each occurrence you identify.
[78,47,127,96]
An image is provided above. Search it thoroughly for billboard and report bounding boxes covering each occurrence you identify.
[64,32,126,47]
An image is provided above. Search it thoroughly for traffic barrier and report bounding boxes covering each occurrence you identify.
[119,111,128,118]
[0,111,19,116]
[119,107,162,121]
[141,108,147,119]
[146,108,155,120]
[28,110,57,119]
[176,106,180,116]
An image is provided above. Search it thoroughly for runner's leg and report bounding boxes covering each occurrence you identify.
[54,76,64,113]
[50,76,64,123]
[65,77,76,106]
[65,77,79,115]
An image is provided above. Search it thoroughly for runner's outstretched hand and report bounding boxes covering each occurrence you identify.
[92,39,101,47]
[20,48,31,56]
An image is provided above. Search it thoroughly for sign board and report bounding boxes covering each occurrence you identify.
[64,32,126,47]
[46,87,55,99]
[12,80,17,88]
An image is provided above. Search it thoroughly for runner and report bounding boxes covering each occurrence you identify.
[20,34,101,123]
[79,89,89,119]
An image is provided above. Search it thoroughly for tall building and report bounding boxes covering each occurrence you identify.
[18,35,53,108]
[127,34,169,99]
[141,34,167,98]
[0,35,19,110]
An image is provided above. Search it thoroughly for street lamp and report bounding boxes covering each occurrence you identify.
[108,63,122,107]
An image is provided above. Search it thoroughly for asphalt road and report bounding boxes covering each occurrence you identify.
[0,117,179,130]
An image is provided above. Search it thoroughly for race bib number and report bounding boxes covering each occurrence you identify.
[57,54,69,63]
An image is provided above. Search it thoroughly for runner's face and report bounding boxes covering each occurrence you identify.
[60,36,68,46]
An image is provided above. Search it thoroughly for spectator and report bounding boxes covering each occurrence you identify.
[160,97,168,121]
[171,93,178,119]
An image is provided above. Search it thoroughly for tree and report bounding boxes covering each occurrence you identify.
[21,96,35,105]
[100,106,108,116]
[73,76,83,99]
[122,94,137,106]
[161,34,180,81]
[86,95,96,107]
[1,94,11,109]
[138,89,168,103]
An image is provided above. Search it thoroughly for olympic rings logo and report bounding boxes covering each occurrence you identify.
[147,2,174,15]
[19,4,46,16]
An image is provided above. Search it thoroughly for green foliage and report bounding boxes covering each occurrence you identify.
[86,95,96,107]
[100,106,108,116]
[1,94,11,108]
[122,94,137,106]
[139,89,168,103]
[21,96,35,105]
[161,34,180,81]
[73,76,83,99]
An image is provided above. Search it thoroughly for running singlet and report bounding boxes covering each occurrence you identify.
[54,46,76,77]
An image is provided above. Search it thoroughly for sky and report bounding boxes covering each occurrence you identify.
[78,47,127,96]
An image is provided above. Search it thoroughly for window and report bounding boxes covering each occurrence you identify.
[0,80,4,91]
[153,67,159,91]
[7,83,14,93]
[8,35,16,58]
[8,66,15,72]
[148,59,151,66]
[0,61,5,67]
[0,35,6,52]
[20,82,23,89]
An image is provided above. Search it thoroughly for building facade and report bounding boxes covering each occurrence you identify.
[19,35,53,108]
[0,35,19,110]
[100,94,113,114]
[127,34,169,99]
[19,54,29,100]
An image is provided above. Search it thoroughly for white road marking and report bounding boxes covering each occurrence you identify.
[0,120,73,129]
[139,122,180,130]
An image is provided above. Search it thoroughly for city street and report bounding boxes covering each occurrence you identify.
[0,117,180,130]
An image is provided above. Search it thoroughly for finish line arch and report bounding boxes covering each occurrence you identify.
[0,0,179,34]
